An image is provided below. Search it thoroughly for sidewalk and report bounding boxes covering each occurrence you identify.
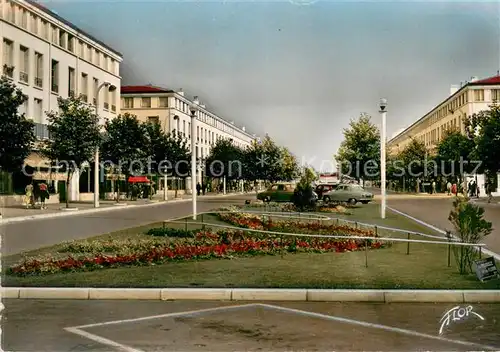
[0,192,246,224]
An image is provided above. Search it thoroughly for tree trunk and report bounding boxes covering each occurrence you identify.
[65,170,72,209]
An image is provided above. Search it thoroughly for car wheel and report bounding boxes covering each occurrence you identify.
[323,195,331,203]
[348,198,357,205]
[265,196,271,202]
[361,201,369,204]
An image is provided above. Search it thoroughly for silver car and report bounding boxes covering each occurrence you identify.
[322,184,373,205]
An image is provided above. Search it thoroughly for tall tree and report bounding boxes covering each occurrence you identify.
[0,77,35,174]
[205,138,244,181]
[335,113,380,186]
[101,113,149,201]
[435,127,475,184]
[43,96,101,208]
[399,138,429,192]
[243,135,285,185]
[464,105,500,176]
[280,147,300,182]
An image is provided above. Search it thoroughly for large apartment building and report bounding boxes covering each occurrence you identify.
[388,74,500,196]
[121,85,257,183]
[1,0,123,201]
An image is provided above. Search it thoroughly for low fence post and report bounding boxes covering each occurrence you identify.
[201,213,205,230]
[375,226,378,236]
[365,240,368,267]
[479,245,482,259]
[185,217,188,231]
[355,221,358,229]
[162,221,166,229]
[447,231,451,267]
[406,233,410,255]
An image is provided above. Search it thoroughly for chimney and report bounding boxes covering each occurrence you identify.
[242,126,246,131]
[470,76,479,82]
[450,84,459,96]
[177,88,184,96]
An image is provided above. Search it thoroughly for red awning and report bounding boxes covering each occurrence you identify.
[128,176,150,183]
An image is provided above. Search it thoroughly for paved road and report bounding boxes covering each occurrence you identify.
[3,299,499,351]
[387,198,500,255]
[1,194,254,256]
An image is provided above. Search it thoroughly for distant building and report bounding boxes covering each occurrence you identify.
[318,173,339,184]
[1,0,123,201]
[387,74,500,195]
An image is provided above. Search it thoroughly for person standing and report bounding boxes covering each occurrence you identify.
[196,182,201,196]
[446,181,452,195]
[432,180,436,194]
[24,182,34,209]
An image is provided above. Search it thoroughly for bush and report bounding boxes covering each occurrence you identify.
[292,183,316,211]
[146,227,195,238]
[448,196,492,274]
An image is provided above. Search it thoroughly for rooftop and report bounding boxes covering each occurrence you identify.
[470,74,500,85]
[121,85,174,94]
[25,0,123,57]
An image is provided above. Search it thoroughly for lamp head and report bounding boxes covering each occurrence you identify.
[190,96,200,115]
[379,98,387,112]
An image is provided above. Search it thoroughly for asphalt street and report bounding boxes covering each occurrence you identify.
[387,198,500,255]
[3,299,500,351]
[1,194,254,256]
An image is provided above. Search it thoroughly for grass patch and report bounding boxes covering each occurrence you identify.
[3,204,499,289]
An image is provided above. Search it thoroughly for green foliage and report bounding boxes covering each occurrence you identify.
[399,138,430,181]
[42,96,101,208]
[145,227,195,238]
[205,138,244,180]
[435,128,475,176]
[448,196,493,274]
[464,105,500,174]
[101,113,149,176]
[144,122,190,177]
[335,113,380,181]
[292,167,317,211]
[0,77,35,172]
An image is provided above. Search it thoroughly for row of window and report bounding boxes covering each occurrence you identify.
[417,115,462,147]
[2,0,119,75]
[123,97,168,109]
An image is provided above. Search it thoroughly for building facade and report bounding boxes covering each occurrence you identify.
[121,85,257,186]
[1,0,123,201]
[388,74,500,196]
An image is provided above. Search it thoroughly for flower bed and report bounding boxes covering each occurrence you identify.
[217,210,374,237]
[8,227,383,276]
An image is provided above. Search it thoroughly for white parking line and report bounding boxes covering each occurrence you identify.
[64,303,499,352]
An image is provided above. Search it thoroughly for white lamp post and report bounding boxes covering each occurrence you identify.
[94,82,116,208]
[190,97,200,220]
[379,98,387,219]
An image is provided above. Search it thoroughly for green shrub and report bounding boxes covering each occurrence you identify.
[146,227,195,238]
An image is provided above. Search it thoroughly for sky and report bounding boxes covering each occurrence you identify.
[41,0,500,171]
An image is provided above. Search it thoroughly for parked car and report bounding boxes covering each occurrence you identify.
[315,183,339,199]
[257,183,318,203]
[322,184,373,205]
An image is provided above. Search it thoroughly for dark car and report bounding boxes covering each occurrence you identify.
[315,183,339,199]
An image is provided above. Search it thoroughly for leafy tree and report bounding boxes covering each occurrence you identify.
[464,105,500,176]
[448,196,492,274]
[42,96,101,208]
[0,77,35,173]
[144,122,191,198]
[292,167,317,211]
[280,147,300,182]
[101,113,149,201]
[335,113,380,186]
[399,138,429,192]
[435,127,475,187]
[205,138,244,181]
[243,135,283,185]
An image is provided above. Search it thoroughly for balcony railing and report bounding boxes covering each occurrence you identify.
[19,71,28,83]
[103,102,109,110]
[81,94,88,102]
[111,104,116,112]
[51,82,58,93]
[35,77,43,88]
[3,64,14,78]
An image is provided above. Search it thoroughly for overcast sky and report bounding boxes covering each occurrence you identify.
[44,0,500,171]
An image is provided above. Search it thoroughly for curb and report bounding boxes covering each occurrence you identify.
[0,193,246,225]
[2,288,499,302]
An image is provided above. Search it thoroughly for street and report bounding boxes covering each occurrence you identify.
[1,194,254,256]
[3,299,500,351]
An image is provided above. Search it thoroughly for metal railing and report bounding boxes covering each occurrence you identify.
[19,71,28,83]
[34,77,43,88]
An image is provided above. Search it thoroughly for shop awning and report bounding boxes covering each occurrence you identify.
[128,176,150,183]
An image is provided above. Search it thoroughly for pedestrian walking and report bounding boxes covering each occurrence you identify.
[202,182,206,195]
[486,183,493,203]
[446,181,452,195]
[196,182,201,196]
[24,182,34,209]
[38,182,49,209]
[432,180,436,194]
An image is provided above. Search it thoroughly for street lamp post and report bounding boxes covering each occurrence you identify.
[190,97,200,220]
[94,82,116,208]
[379,98,387,219]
